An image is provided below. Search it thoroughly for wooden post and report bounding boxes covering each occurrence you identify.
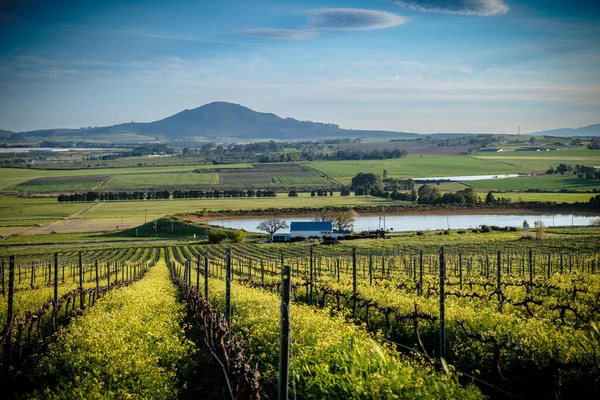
[1,259,4,296]
[497,251,502,312]
[204,253,209,300]
[352,248,357,318]
[53,253,59,331]
[529,248,533,286]
[95,260,99,289]
[560,252,563,274]
[278,265,291,400]
[439,247,446,361]
[309,246,314,306]
[196,257,200,291]
[225,248,231,324]
[419,251,423,297]
[369,254,373,286]
[459,252,463,291]
[79,252,84,309]
[6,255,15,359]
[30,261,35,289]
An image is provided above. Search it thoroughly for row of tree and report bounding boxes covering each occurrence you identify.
[256,148,408,163]
[173,189,276,199]
[546,164,600,180]
[57,189,277,202]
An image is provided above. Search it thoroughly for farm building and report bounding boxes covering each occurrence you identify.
[272,221,349,242]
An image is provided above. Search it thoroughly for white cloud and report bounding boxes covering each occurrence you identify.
[308,8,407,31]
[391,0,509,16]
[240,28,318,40]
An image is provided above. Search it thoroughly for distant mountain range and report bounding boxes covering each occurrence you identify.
[529,124,600,138]
[0,102,418,143]
[1,102,599,143]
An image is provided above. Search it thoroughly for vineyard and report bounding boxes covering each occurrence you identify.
[1,241,599,399]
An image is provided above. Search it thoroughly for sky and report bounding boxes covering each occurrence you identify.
[0,0,599,134]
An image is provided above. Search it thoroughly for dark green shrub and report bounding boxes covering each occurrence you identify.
[208,229,228,244]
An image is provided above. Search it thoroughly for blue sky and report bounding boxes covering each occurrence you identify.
[0,0,599,134]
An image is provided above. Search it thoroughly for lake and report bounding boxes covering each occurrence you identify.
[210,212,599,233]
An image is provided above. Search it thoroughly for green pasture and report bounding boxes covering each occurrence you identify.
[307,156,520,182]
[102,171,218,189]
[12,175,110,193]
[272,176,331,185]
[308,149,600,183]
[466,174,600,192]
[479,192,595,203]
[0,197,85,223]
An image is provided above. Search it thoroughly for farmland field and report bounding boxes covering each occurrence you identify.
[308,149,600,183]
[466,173,600,192]
[218,163,334,187]
[12,175,111,192]
[102,171,218,189]
[2,224,600,398]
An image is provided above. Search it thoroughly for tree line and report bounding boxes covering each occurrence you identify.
[57,189,277,202]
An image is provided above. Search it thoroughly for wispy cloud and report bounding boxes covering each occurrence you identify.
[308,8,407,31]
[390,0,509,16]
[346,82,600,104]
[242,8,406,40]
[240,28,318,40]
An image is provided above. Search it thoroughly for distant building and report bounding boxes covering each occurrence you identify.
[478,148,504,153]
[271,221,349,242]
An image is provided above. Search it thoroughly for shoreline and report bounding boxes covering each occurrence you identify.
[183,203,599,223]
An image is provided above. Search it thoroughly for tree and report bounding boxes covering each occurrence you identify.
[288,189,298,197]
[340,185,351,196]
[257,218,289,235]
[333,211,355,231]
[417,184,441,204]
[313,211,335,223]
[208,229,228,244]
[351,172,383,195]
[485,191,496,204]
[383,169,388,179]
[227,230,246,243]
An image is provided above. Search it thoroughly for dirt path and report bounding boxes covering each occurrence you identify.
[21,202,99,235]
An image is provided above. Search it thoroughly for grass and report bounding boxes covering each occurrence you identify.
[0,197,86,223]
[308,149,600,183]
[307,155,522,183]
[102,171,218,189]
[12,175,110,192]
[272,176,331,185]
[466,174,600,192]
[482,192,596,203]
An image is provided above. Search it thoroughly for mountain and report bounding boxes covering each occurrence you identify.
[4,102,418,142]
[530,124,600,138]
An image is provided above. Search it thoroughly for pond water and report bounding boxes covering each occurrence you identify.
[210,212,599,233]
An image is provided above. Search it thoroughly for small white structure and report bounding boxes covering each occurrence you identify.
[272,221,349,242]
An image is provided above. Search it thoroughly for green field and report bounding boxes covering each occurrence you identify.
[467,174,600,192]
[307,156,520,182]
[272,176,331,185]
[12,175,111,192]
[308,149,600,183]
[102,171,218,189]
[0,197,86,223]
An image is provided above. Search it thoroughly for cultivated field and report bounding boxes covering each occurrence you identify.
[4,229,599,398]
